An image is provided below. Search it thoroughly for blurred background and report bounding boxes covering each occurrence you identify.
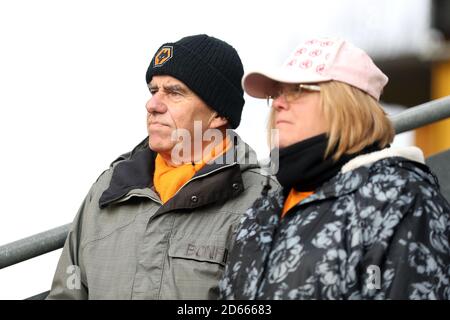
[0,0,449,299]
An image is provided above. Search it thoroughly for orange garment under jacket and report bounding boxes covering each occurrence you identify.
[281,188,314,218]
[153,137,231,203]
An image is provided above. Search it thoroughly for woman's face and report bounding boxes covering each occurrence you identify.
[271,83,327,149]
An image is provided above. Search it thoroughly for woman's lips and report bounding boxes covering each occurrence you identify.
[276,120,292,125]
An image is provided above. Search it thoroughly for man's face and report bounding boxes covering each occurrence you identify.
[146,75,217,157]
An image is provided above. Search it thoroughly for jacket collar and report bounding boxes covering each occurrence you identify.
[99,133,259,209]
[341,146,425,173]
[294,147,429,207]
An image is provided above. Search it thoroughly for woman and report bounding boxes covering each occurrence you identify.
[219,38,450,299]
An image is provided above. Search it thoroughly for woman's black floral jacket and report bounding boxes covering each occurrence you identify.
[219,154,450,300]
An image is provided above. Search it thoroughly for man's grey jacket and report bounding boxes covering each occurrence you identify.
[46,134,277,299]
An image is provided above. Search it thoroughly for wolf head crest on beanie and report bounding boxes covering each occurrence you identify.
[154,46,173,67]
[146,34,245,129]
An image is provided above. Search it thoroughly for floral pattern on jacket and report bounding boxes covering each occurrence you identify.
[219,157,450,300]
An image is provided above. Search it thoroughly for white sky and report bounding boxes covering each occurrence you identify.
[0,0,431,299]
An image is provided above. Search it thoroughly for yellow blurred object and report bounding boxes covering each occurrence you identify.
[415,59,450,157]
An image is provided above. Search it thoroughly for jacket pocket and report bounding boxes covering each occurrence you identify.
[168,235,229,266]
[164,235,229,299]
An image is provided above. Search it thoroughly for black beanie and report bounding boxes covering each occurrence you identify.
[145,34,245,129]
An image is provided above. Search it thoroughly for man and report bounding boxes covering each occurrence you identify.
[46,34,277,299]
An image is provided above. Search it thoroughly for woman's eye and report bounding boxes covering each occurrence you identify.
[290,86,301,94]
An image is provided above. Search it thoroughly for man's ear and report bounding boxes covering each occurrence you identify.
[208,114,228,129]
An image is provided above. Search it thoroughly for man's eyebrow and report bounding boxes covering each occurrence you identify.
[163,84,189,93]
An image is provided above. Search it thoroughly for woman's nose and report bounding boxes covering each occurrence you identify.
[272,95,289,111]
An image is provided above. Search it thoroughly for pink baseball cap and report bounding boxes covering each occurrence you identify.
[243,38,388,101]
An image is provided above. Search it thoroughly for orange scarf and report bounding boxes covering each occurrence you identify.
[281,189,313,218]
[153,137,231,203]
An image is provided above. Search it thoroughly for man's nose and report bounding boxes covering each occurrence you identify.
[146,94,167,114]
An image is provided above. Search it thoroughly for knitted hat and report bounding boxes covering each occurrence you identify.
[146,34,245,129]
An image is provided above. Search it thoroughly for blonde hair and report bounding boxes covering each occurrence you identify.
[267,80,395,161]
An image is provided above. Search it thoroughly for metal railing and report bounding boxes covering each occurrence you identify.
[1,95,450,299]
[389,96,450,134]
[0,224,70,269]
